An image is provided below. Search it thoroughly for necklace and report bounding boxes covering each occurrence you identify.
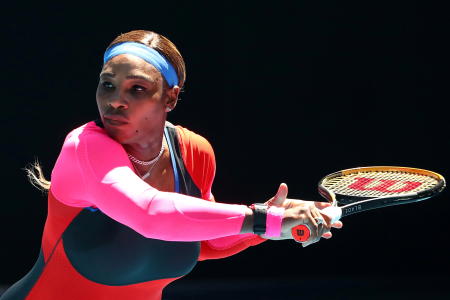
[128,143,165,180]
[128,143,165,166]
[135,161,159,180]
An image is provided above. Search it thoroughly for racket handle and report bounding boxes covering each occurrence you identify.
[291,206,342,243]
[291,224,311,242]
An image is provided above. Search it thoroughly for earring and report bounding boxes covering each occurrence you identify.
[165,107,172,112]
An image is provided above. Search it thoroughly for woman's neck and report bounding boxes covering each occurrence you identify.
[123,131,166,162]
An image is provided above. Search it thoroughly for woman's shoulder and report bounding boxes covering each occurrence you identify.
[63,120,116,149]
[66,120,105,137]
[170,123,214,155]
[168,123,216,198]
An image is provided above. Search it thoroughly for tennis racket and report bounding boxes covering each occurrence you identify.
[292,166,446,242]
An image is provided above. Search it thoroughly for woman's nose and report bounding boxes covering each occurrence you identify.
[109,94,128,110]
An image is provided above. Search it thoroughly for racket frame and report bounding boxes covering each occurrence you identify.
[291,166,445,242]
[318,166,446,218]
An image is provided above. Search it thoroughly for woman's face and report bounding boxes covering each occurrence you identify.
[96,54,175,145]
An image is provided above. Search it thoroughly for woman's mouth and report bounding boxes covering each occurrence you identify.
[103,115,129,126]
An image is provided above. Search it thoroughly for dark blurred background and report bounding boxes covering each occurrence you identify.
[1,1,449,299]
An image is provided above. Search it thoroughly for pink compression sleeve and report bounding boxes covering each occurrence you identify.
[51,122,248,241]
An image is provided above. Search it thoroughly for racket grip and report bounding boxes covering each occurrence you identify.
[291,206,342,243]
[321,206,342,223]
[291,224,311,242]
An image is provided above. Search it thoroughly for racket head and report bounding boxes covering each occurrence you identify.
[318,166,446,205]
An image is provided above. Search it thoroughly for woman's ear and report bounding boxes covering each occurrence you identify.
[165,85,180,112]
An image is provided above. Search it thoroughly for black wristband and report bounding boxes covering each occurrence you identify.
[250,203,267,235]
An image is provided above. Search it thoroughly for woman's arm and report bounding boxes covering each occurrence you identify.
[51,123,260,241]
[197,195,266,260]
[51,123,335,244]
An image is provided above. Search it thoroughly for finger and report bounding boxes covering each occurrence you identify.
[314,216,327,229]
[314,201,331,209]
[317,221,330,238]
[307,210,320,238]
[331,221,343,229]
[322,231,332,239]
[312,207,329,228]
[312,208,333,238]
[309,210,319,228]
[268,183,288,207]
[303,207,331,246]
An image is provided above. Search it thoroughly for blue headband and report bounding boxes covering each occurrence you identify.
[103,42,179,87]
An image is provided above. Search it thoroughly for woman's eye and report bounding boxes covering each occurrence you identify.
[102,81,114,89]
[132,85,146,92]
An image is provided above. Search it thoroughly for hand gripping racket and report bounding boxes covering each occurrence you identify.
[292,166,446,242]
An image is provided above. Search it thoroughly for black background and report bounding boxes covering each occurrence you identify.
[1,1,449,299]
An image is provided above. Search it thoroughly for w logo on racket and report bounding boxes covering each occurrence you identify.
[347,177,422,193]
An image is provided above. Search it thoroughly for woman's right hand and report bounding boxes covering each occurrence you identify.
[263,183,343,245]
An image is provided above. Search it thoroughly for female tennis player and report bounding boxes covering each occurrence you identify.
[1,30,342,300]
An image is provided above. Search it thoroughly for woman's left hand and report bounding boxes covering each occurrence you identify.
[264,183,343,245]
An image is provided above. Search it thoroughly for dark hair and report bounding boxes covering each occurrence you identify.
[107,30,186,89]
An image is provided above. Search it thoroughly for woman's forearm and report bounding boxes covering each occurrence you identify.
[239,206,254,234]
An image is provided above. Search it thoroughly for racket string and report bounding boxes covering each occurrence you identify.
[323,171,439,198]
